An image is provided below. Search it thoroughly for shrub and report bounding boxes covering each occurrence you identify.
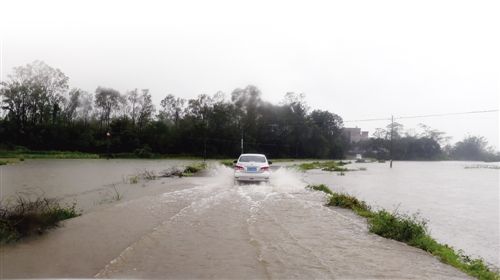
[328,192,370,213]
[0,195,80,243]
[298,161,352,172]
[306,184,333,195]
[182,162,207,176]
[134,145,153,158]
[219,160,234,167]
[368,210,427,243]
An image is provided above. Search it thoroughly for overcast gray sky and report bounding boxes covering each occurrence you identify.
[1,0,499,149]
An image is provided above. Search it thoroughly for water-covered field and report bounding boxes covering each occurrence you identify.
[306,161,500,268]
[1,159,497,278]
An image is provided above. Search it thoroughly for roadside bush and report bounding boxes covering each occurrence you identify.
[219,160,234,167]
[369,210,426,243]
[306,184,333,195]
[182,162,207,176]
[327,192,370,214]
[299,161,352,172]
[0,195,80,243]
[134,145,153,158]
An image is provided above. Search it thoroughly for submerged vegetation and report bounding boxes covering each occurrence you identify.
[0,195,80,244]
[464,164,500,170]
[298,161,367,172]
[298,161,349,172]
[307,184,499,280]
[220,159,234,167]
[182,162,207,176]
[306,184,334,195]
[127,162,207,184]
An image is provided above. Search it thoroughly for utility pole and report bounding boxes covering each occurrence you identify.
[203,119,207,162]
[241,131,244,154]
[390,115,394,168]
[106,131,111,160]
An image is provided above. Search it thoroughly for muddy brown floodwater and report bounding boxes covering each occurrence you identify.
[0,162,471,279]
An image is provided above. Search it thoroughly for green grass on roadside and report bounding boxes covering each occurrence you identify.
[306,184,334,195]
[0,195,80,244]
[182,162,207,176]
[219,159,235,167]
[306,184,499,280]
[298,161,350,172]
[0,158,21,165]
[0,150,99,159]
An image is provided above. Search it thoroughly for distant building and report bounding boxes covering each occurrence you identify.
[343,127,369,143]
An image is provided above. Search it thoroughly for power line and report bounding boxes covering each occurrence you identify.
[344,109,499,123]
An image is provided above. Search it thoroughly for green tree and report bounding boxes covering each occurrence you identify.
[450,135,493,161]
[94,87,122,129]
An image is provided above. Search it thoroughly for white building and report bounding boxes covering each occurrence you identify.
[343,127,369,143]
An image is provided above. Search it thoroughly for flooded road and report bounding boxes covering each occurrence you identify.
[1,163,469,279]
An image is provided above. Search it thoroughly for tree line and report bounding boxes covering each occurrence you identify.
[352,123,500,162]
[1,61,497,161]
[0,61,346,158]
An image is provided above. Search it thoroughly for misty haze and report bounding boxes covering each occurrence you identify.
[0,0,499,279]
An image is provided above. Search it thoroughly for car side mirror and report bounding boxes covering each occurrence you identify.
[268,161,272,165]
[233,160,237,164]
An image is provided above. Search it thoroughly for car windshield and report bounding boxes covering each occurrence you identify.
[239,155,266,163]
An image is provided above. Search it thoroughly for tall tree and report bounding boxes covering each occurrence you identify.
[94,87,122,129]
[0,61,70,127]
[126,89,140,124]
[137,89,155,129]
[159,94,185,125]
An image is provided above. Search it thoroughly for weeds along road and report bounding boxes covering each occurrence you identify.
[1,165,469,279]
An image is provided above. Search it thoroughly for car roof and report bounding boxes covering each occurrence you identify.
[239,153,266,157]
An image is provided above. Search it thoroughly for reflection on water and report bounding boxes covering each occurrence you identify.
[304,161,500,267]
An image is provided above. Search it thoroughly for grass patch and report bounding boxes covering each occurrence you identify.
[306,184,334,195]
[306,184,499,279]
[0,158,20,165]
[140,170,157,180]
[110,185,123,201]
[129,175,139,184]
[465,165,500,170]
[298,161,352,172]
[1,195,80,244]
[219,159,234,167]
[182,162,207,176]
[0,149,99,159]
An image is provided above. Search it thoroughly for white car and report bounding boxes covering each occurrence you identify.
[233,153,272,184]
